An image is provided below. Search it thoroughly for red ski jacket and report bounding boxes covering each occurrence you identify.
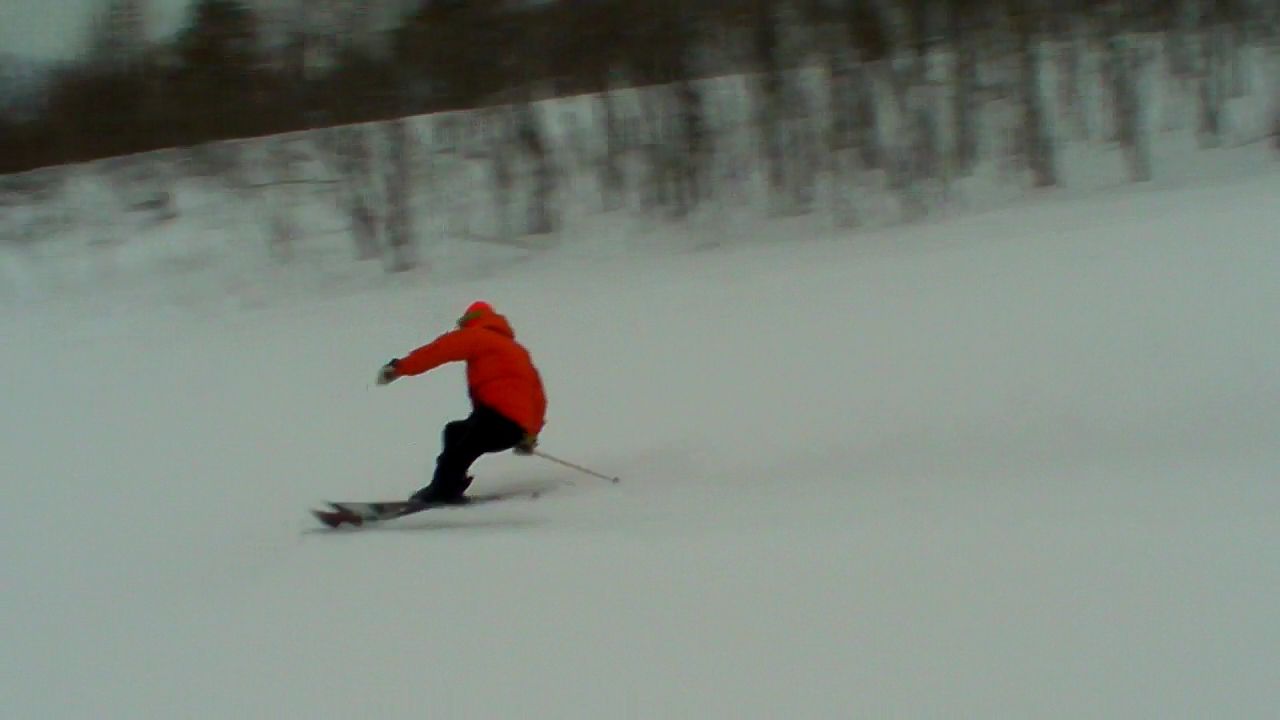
[394,310,546,436]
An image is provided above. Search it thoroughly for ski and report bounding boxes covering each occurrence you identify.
[311,488,545,529]
[312,501,414,528]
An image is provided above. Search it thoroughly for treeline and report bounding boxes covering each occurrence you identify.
[1,0,1276,177]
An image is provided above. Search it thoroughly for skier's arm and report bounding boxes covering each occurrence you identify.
[390,330,475,378]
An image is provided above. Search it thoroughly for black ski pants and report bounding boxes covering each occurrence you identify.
[414,405,525,502]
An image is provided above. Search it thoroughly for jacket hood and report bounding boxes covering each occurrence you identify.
[463,310,515,339]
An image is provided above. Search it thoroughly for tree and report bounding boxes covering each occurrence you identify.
[948,0,985,174]
[1009,0,1058,187]
[393,0,512,111]
[382,118,416,272]
[1095,1,1151,181]
[171,0,264,141]
[87,0,150,72]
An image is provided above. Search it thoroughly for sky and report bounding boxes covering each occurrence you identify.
[0,0,192,61]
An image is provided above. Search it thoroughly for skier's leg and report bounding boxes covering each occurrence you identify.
[413,407,525,503]
[414,417,482,503]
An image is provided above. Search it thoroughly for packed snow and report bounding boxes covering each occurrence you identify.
[4,145,1280,717]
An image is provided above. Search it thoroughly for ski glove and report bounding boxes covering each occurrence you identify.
[376,359,400,386]
[514,434,538,456]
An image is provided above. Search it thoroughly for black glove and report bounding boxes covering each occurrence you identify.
[513,434,538,456]
[376,359,400,386]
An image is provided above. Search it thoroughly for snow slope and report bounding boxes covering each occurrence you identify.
[3,167,1279,718]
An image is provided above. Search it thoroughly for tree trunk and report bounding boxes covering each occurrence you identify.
[383,119,416,272]
[334,127,380,260]
[350,202,379,261]
[639,95,668,212]
[751,3,787,204]
[1057,26,1089,140]
[516,103,557,235]
[1019,30,1057,187]
[1197,0,1227,147]
[784,84,817,214]
[597,91,626,212]
[1198,27,1224,146]
[954,35,980,174]
[850,62,884,172]
[676,79,708,210]
[1105,29,1151,182]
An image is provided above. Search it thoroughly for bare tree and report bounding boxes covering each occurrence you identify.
[1196,0,1229,146]
[733,0,820,215]
[1097,2,1151,182]
[1157,0,1196,132]
[674,76,710,214]
[382,118,416,272]
[471,103,552,243]
[482,109,516,242]
[949,0,984,174]
[891,0,945,199]
[260,136,313,261]
[315,125,381,260]
[1011,0,1058,187]
[1271,13,1280,152]
[750,0,788,204]
[1053,2,1091,140]
[551,0,629,211]
[514,101,559,235]
[596,88,628,212]
[843,4,888,175]
[1272,9,1280,153]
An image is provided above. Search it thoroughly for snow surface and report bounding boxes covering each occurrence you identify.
[4,156,1280,716]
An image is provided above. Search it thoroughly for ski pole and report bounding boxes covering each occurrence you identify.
[532,450,621,484]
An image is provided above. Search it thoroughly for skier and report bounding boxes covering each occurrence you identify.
[376,301,546,505]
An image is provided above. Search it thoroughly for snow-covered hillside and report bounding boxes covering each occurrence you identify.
[3,148,1278,717]
[4,40,1279,314]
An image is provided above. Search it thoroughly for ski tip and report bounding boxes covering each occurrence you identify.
[311,509,338,528]
[312,507,362,529]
